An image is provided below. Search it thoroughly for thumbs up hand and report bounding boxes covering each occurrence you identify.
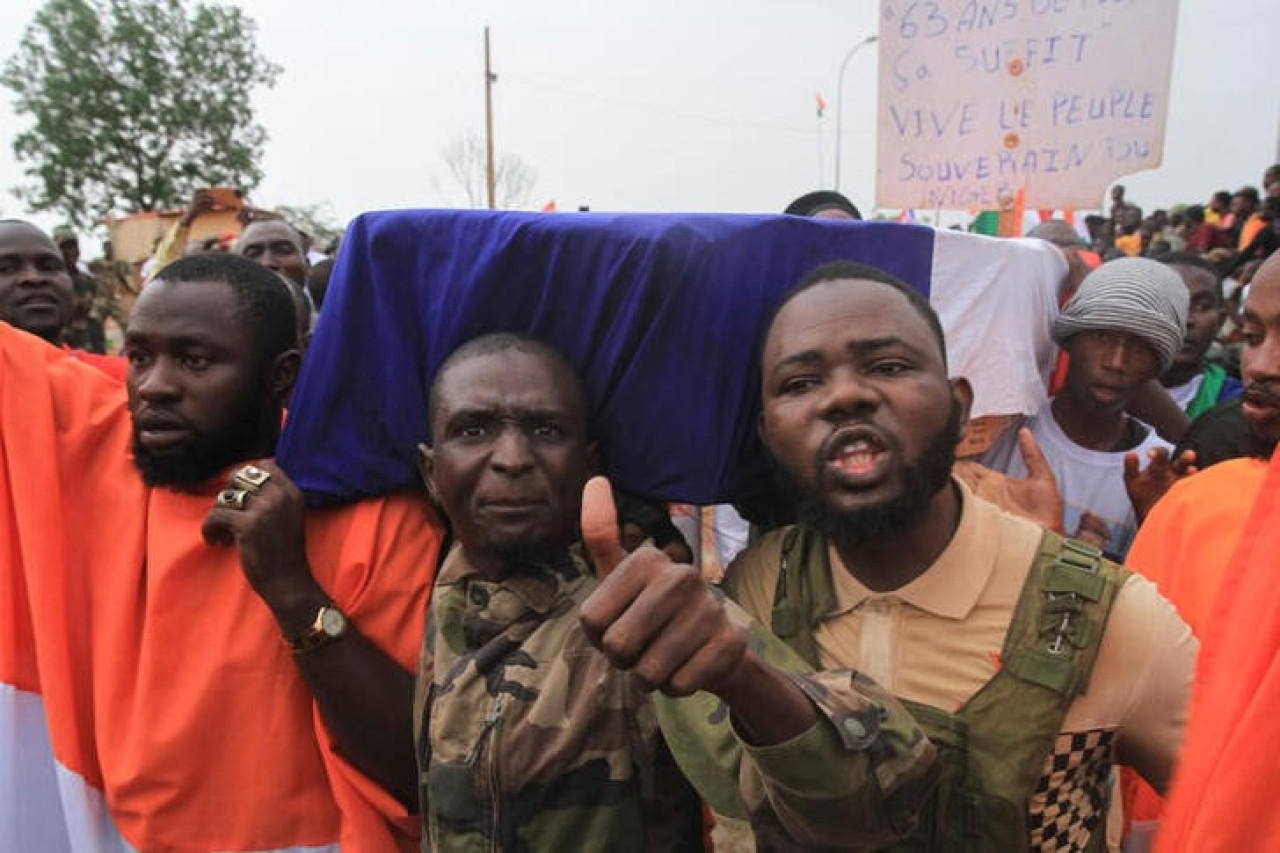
[578,476,750,698]
[580,475,629,580]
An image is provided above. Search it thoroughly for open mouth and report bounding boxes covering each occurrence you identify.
[823,426,892,485]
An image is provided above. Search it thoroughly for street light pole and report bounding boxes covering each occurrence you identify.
[484,26,496,210]
[834,34,878,193]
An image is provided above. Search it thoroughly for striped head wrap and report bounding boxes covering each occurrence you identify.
[1052,257,1189,373]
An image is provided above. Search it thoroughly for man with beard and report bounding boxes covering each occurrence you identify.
[415,333,938,850]
[0,252,443,851]
[721,260,1195,850]
[1125,250,1280,848]
[1126,250,1280,662]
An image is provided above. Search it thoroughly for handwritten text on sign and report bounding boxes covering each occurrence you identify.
[875,0,1179,211]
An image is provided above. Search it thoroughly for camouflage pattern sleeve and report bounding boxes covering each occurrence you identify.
[739,667,938,849]
[653,594,937,850]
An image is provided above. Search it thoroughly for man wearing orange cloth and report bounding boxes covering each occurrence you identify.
[1121,249,1280,848]
[0,252,443,851]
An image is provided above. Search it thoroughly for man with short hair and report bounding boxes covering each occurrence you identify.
[1159,253,1243,418]
[52,225,109,354]
[236,217,315,344]
[1128,249,1280,641]
[720,260,1194,850]
[415,332,938,850]
[783,189,863,220]
[0,218,75,344]
[1124,249,1280,849]
[0,252,442,851]
[1205,190,1232,228]
[982,258,1189,558]
[237,217,311,289]
[1114,204,1145,256]
[1232,185,1264,250]
[1027,219,1093,299]
[0,219,126,379]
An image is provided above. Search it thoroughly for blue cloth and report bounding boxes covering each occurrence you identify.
[279,210,934,506]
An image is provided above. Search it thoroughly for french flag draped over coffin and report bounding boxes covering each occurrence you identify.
[280,211,1064,506]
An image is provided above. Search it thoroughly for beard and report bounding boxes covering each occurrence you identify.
[131,381,272,489]
[770,401,963,548]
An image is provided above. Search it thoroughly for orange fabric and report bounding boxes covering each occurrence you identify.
[1151,451,1280,851]
[1114,232,1143,257]
[1238,213,1265,251]
[1126,458,1266,635]
[61,345,127,381]
[0,324,442,851]
[1121,458,1267,832]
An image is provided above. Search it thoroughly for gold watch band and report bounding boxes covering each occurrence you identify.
[286,604,348,652]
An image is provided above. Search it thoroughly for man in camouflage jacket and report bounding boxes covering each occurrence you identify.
[414,333,938,851]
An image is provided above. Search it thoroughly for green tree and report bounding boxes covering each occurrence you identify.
[273,201,345,248]
[2,0,281,228]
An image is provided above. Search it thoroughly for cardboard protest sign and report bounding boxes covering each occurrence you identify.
[875,0,1179,211]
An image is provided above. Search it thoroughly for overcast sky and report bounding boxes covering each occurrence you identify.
[0,0,1276,238]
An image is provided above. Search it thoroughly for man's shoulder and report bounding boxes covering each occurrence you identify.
[1163,456,1267,507]
[308,489,442,533]
[304,490,444,612]
[724,525,795,580]
[721,525,798,622]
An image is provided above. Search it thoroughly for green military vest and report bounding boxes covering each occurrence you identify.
[769,527,1129,852]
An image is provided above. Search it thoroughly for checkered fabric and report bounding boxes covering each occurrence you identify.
[1027,729,1116,851]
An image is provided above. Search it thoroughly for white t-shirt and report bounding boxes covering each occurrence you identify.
[981,400,1170,559]
[1165,374,1204,412]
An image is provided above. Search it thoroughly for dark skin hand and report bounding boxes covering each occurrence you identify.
[578,476,817,746]
[202,461,418,810]
[955,427,1065,534]
[1124,447,1198,521]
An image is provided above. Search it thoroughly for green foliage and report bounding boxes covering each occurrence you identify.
[273,201,345,248]
[2,0,281,228]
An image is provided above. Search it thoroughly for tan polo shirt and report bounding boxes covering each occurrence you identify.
[724,481,1196,832]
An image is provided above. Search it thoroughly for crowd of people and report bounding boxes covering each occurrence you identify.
[0,161,1278,853]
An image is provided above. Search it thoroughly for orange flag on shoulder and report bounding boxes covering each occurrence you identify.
[1156,448,1280,851]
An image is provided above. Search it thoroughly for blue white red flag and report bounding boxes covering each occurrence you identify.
[279,211,1065,506]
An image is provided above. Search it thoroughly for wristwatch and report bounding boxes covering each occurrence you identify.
[287,604,349,652]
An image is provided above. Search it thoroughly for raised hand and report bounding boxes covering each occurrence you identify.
[954,428,1064,533]
[579,476,749,698]
[1125,447,1198,521]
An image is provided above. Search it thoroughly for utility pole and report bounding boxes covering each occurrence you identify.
[484,26,496,210]
[834,34,878,193]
